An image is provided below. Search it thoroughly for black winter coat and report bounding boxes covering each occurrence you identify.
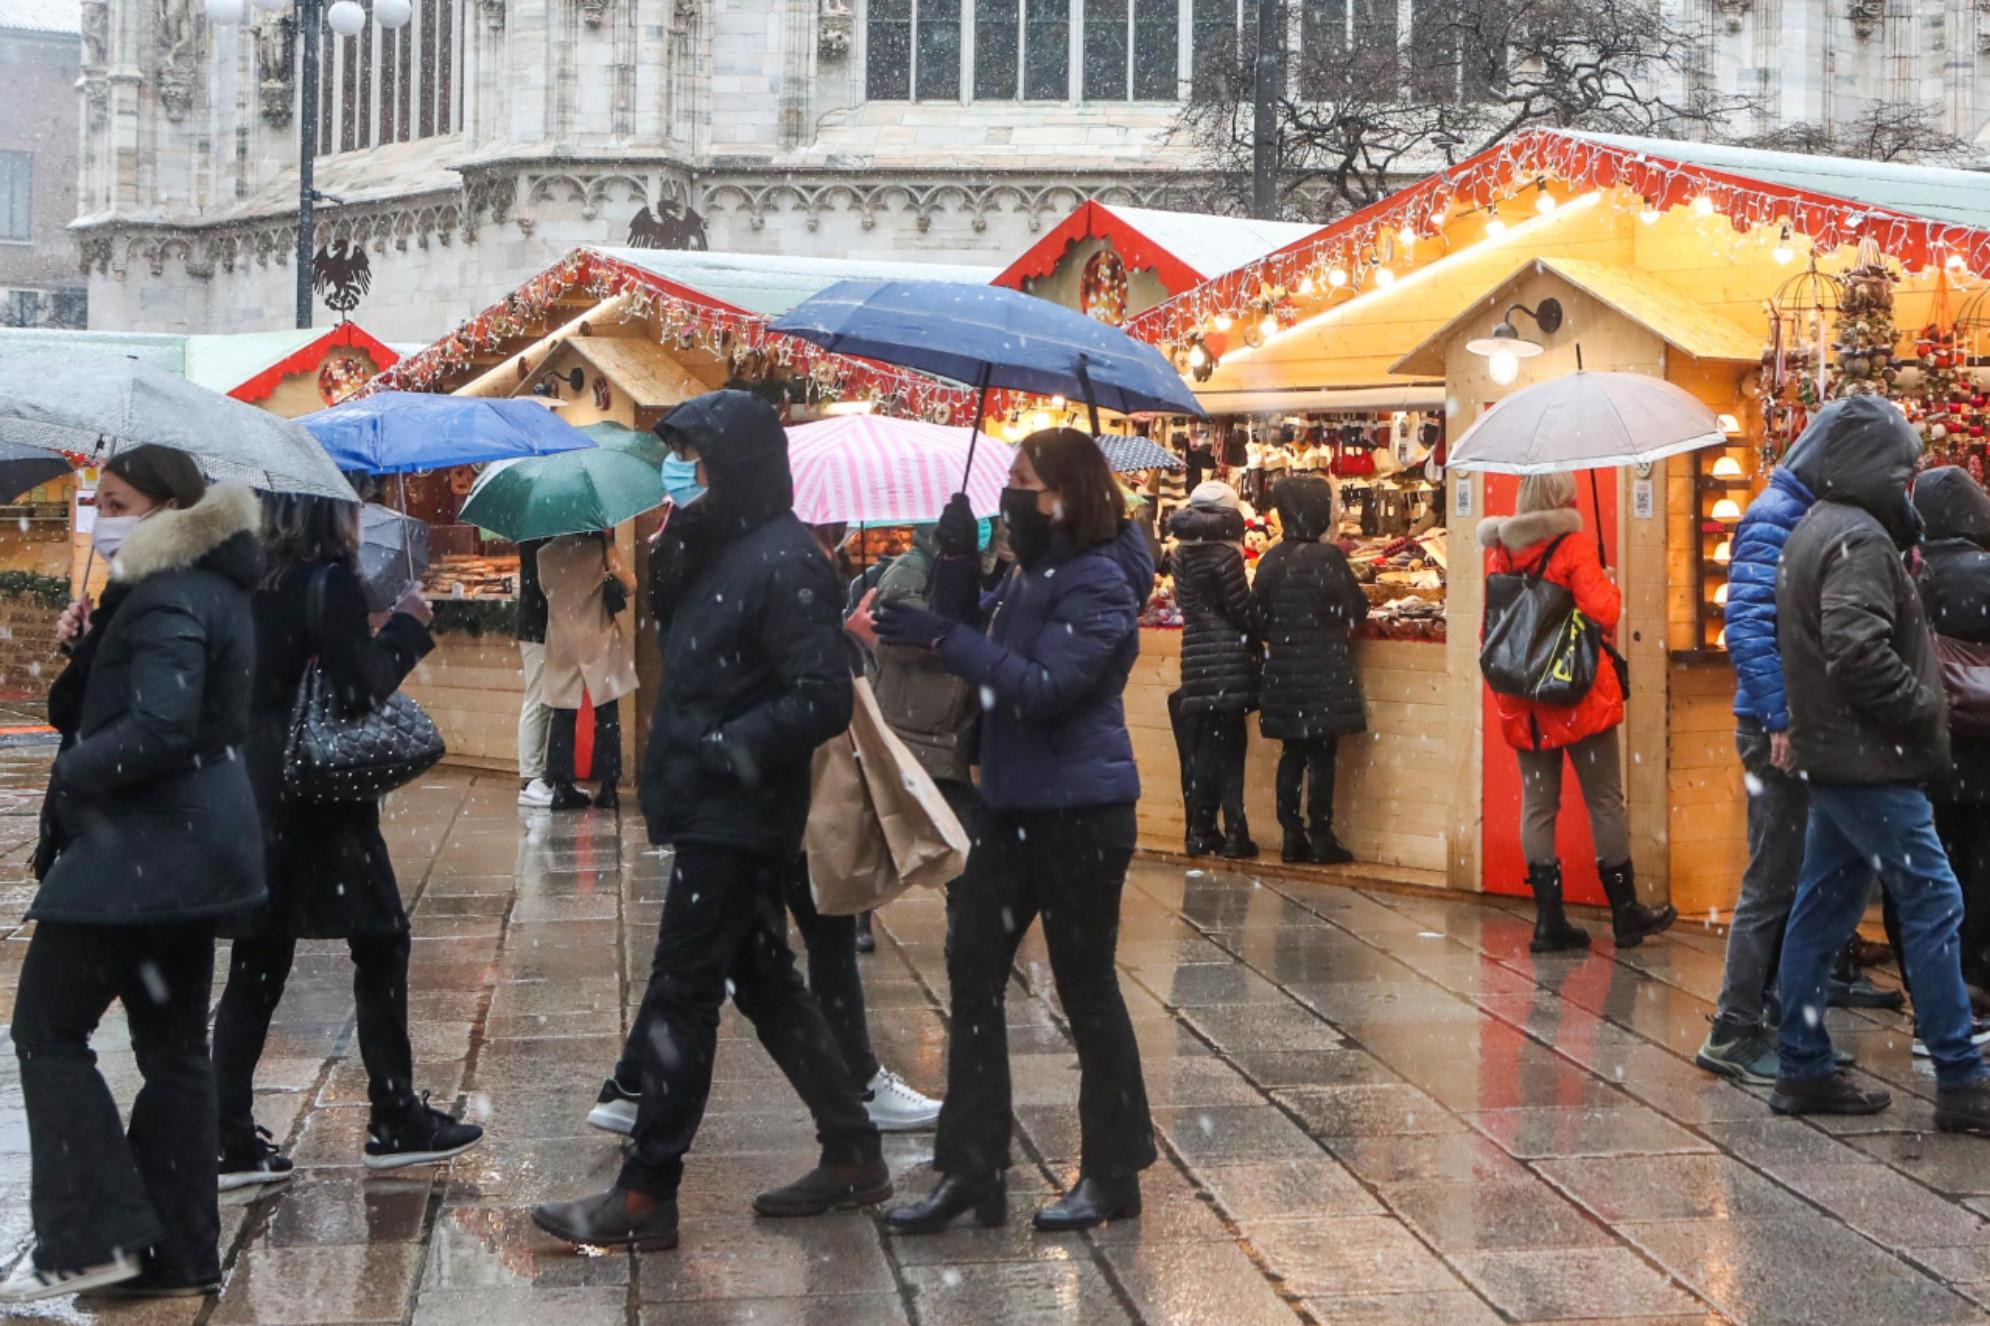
[32,484,265,925]
[641,391,854,856]
[1168,506,1258,714]
[1778,396,1948,787]
[1250,475,1368,741]
[225,558,434,940]
[1914,465,1990,802]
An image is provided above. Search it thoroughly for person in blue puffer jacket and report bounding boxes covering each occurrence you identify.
[1697,406,1833,1083]
[871,427,1158,1239]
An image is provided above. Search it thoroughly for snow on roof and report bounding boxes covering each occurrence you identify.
[0,0,79,34]
[591,248,1001,318]
[1562,131,1990,231]
[1103,206,1323,280]
[0,328,187,375]
[183,328,330,395]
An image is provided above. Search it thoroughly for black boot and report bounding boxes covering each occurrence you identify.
[1309,827,1354,866]
[1524,861,1591,954]
[885,1172,1006,1235]
[1033,1174,1141,1232]
[1219,823,1259,860]
[1598,860,1675,948]
[1282,829,1310,864]
[1185,812,1221,857]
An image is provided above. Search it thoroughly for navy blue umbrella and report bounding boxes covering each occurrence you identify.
[771,281,1205,484]
[299,391,596,475]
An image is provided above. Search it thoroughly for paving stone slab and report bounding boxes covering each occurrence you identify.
[1301,1290,1506,1326]
[1467,1106,1713,1160]
[409,1287,628,1326]
[212,1244,425,1325]
[1451,1247,1704,1321]
[1244,1215,1465,1297]
[1103,1237,1303,1326]
[635,1216,895,1302]
[1272,1084,1465,1139]
[1196,1159,1384,1221]
[1535,1154,1810,1223]
[1383,1176,1617,1253]
[900,1260,1136,1326]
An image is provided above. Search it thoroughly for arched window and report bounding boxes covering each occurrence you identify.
[868,0,1179,103]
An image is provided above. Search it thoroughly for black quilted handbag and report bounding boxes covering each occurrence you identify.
[282,569,446,803]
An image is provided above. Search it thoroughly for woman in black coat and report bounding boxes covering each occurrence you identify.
[209,493,481,1190]
[1169,481,1259,858]
[9,448,261,1302]
[1250,474,1368,865]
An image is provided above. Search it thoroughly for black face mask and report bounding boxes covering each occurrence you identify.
[1001,486,1055,567]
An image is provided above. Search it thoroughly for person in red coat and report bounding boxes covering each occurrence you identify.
[1478,472,1676,951]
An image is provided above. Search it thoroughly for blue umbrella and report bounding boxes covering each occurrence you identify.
[1096,434,1185,474]
[299,391,596,475]
[770,281,1206,478]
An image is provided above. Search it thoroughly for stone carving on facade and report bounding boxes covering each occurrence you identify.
[156,0,199,121]
[1848,0,1884,39]
[1717,0,1749,33]
[819,0,852,58]
[479,0,506,31]
[673,0,698,24]
[256,13,294,127]
[80,0,109,66]
[578,0,610,25]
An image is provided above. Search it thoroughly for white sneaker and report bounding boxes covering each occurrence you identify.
[0,1248,139,1304]
[518,779,555,808]
[864,1066,942,1133]
[1912,1017,1990,1058]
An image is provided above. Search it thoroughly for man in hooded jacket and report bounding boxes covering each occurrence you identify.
[1772,395,1990,1130]
[532,391,888,1250]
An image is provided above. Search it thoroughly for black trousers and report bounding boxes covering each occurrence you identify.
[616,842,880,1198]
[212,931,416,1139]
[548,697,622,786]
[13,920,218,1280]
[1936,800,1990,989]
[934,802,1156,1180]
[1276,736,1339,835]
[1180,708,1249,837]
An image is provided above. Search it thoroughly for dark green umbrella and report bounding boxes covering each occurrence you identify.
[582,419,669,469]
[459,443,666,542]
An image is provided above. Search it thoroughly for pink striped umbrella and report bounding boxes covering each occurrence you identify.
[787,414,1013,526]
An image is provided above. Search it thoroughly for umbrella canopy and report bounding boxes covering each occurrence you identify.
[357,503,428,614]
[788,415,1013,525]
[0,357,355,500]
[1095,434,1186,474]
[300,391,596,475]
[1446,372,1724,475]
[582,419,668,470]
[458,447,667,543]
[0,442,74,501]
[770,281,1206,420]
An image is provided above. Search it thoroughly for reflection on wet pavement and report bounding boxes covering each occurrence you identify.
[0,754,1981,1324]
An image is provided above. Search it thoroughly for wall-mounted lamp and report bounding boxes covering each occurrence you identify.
[1711,455,1744,478]
[1716,413,1743,435]
[1711,497,1743,522]
[1465,298,1564,386]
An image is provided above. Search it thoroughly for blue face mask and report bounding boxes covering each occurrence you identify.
[662,455,707,509]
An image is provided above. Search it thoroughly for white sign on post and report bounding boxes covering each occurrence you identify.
[1454,476,1473,519]
[1633,478,1654,520]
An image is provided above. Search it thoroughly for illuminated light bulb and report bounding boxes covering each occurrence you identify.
[1398,225,1418,247]
[1773,241,1795,265]
[1297,274,1316,296]
[1535,191,1558,215]
[1714,539,1732,564]
[1948,252,1968,272]
[1711,455,1744,478]
[1213,313,1233,332]
[1374,267,1396,289]
[1030,410,1052,432]
[1693,195,1716,217]
[1488,347,1520,386]
[1717,626,1728,648]
[1326,267,1348,288]
[1485,215,1508,238]
[1050,395,1066,410]
[1187,345,1208,369]
[1712,497,1743,522]
[1715,583,1730,607]
[1717,413,1743,435]
[1261,314,1279,339]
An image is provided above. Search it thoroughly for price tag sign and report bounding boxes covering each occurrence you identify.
[1454,477,1473,519]
[1633,478,1655,520]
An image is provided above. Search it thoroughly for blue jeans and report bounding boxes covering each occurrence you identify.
[1778,783,1990,1090]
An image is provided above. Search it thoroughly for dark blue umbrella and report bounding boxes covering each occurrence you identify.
[770,280,1207,429]
[1096,434,1185,474]
[299,391,596,475]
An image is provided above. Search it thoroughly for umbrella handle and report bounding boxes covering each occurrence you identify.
[1589,467,1607,568]
[961,365,992,494]
[1075,361,1103,437]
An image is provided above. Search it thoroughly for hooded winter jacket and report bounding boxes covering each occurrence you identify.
[639,390,854,855]
[1777,395,1947,786]
[1477,505,1624,752]
[931,520,1152,810]
[1914,464,1990,801]
[32,483,265,924]
[1249,475,1367,740]
[1727,411,1829,730]
[1168,504,1258,714]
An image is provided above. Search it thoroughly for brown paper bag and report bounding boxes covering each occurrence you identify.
[807,676,969,916]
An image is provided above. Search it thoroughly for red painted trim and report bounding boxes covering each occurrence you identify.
[991,199,1210,295]
[228,321,403,403]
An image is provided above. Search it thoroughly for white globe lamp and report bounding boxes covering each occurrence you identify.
[374,0,414,27]
[326,0,367,36]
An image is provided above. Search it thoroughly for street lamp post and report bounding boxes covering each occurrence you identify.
[206,0,410,329]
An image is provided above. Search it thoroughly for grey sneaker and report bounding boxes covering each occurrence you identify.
[1696,1021,1780,1086]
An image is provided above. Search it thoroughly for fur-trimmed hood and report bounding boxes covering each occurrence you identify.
[110,482,263,588]
[1475,506,1582,552]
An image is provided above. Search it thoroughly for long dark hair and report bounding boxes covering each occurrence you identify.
[260,492,358,590]
[1021,428,1123,550]
[104,444,206,509]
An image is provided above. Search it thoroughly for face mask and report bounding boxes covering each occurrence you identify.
[662,455,707,509]
[92,514,141,561]
[1000,487,1054,567]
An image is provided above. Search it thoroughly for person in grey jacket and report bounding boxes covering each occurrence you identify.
[1772,395,1990,1131]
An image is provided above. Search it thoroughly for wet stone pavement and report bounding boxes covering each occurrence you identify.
[0,754,1982,1323]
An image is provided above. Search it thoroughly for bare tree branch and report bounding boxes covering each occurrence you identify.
[1733,99,1974,164]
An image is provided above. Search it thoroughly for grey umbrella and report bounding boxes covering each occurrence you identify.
[0,357,355,500]
[358,503,428,613]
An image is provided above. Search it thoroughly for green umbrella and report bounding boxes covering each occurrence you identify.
[459,444,666,542]
[583,419,669,469]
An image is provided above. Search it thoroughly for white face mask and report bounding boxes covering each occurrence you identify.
[91,514,141,561]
